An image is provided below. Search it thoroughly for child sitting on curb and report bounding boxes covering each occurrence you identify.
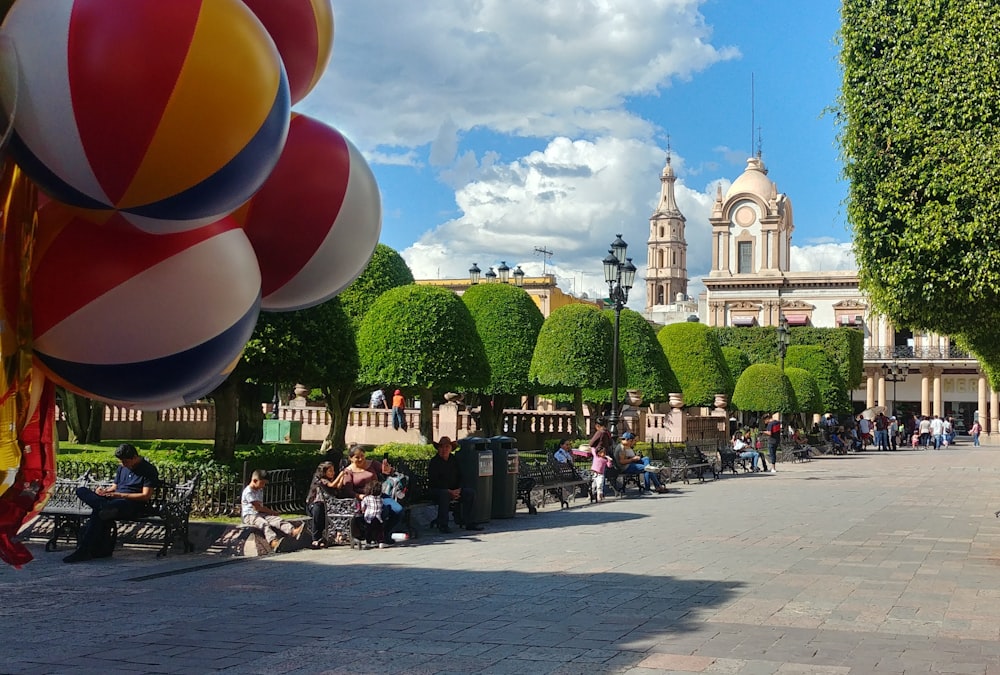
[241,470,304,552]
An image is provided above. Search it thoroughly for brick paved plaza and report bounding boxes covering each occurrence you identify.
[4,447,1000,674]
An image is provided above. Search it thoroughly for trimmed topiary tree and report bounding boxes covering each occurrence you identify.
[338,243,415,327]
[586,308,680,408]
[462,282,545,437]
[732,364,796,415]
[658,322,733,407]
[785,345,850,414]
[721,346,750,386]
[530,303,613,435]
[784,366,822,429]
[358,285,489,442]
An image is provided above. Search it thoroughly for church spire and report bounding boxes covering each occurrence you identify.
[645,137,688,311]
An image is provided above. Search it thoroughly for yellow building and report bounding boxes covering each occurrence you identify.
[416,273,600,317]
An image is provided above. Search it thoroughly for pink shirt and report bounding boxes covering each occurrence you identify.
[591,453,612,475]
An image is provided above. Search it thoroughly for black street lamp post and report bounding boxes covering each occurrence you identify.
[602,234,637,440]
[471,261,525,287]
[468,262,482,285]
[777,315,789,371]
[881,361,909,416]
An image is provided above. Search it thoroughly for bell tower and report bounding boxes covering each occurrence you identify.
[645,146,688,310]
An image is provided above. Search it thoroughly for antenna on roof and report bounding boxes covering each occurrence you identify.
[533,247,553,275]
[666,133,672,165]
[756,125,763,159]
[750,72,755,159]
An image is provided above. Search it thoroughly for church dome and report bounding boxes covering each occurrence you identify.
[725,157,774,201]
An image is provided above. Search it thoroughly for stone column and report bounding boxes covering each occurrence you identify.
[991,390,999,438]
[932,369,943,418]
[978,373,988,435]
[865,369,876,408]
[876,372,886,409]
[437,402,460,441]
[711,232,720,270]
[920,371,931,417]
[722,231,730,271]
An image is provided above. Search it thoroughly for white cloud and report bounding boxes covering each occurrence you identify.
[363,149,422,167]
[789,242,857,271]
[299,0,739,149]
[402,136,734,311]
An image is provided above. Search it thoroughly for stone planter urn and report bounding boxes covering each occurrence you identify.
[626,389,643,406]
[714,394,728,410]
[293,383,309,400]
[668,392,684,409]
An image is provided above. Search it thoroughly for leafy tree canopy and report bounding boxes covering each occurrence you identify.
[732,364,796,414]
[530,303,612,391]
[462,282,544,395]
[658,322,733,406]
[840,0,1000,350]
[784,367,822,414]
[784,345,851,413]
[721,346,750,384]
[338,243,414,328]
[357,285,488,391]
[586,309,680,405]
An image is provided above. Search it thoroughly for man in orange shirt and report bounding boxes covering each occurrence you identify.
[391,389,407,431]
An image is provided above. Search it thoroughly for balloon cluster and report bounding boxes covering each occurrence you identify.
[0,0,381,409]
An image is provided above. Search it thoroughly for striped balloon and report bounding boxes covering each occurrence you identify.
[1,0,290,234]
[235,114,382,312]
[32,203,262,408]
[241,0,334,105]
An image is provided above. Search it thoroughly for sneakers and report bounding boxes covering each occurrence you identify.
[378,542,391,549]
[769,468,777,474]
[63,550,92,564]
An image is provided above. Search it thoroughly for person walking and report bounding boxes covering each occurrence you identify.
[763,414,781,473]
[971,419,982,446]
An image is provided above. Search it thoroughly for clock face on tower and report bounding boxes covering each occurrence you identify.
[735,205,755,227]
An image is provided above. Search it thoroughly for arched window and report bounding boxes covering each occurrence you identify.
[672,251,677,265]
[656,286,664,304]
[657,249,664,267]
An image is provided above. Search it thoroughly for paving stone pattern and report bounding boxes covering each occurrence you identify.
[4,447,1000,674]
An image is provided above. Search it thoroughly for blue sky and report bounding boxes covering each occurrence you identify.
[300,0,853,307]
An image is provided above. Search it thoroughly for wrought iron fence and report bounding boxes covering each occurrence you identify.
[864,345,972,360]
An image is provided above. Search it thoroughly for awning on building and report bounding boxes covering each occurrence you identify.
[731,316,757,326]
[784,314,809,326]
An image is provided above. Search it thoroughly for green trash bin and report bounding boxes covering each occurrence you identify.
[457,436,492,524]
[262,419,302,443]
[488,436,518,518]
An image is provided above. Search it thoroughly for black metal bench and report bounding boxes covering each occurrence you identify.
[518,458,589,510]
[779,442,812,463]
[40,474,198,558]
[668,443,719,483]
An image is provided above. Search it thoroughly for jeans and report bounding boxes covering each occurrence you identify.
[623,460,662,489]
[973,432,981,447]
[307,501,326,542]
[431,487,476,529]
[738,450,759,470]
[768,442,778,467]
[392,407,407,431]
[933,434,944,449]
[874,429,889,451]
[75,487,146,555]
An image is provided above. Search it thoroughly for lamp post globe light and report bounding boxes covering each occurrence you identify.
[602,233,637,440]
[470,261,525,287]
[881,361,909,416]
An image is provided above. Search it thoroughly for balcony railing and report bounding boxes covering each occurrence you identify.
[864,345,972,360]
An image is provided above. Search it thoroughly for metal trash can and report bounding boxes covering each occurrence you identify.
[457,436,492,524]
[488,436,518,518]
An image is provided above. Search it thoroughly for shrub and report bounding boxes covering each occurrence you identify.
[658,322,732,406]
[732,364,795,413]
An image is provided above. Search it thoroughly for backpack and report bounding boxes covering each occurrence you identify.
[381,472,408,502]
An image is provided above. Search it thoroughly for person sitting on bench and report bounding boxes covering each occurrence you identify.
[615,433,667,493]
[428,436,482,533]
[64,443,159,563]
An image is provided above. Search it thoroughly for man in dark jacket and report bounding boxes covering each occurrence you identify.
[428,436,482,534]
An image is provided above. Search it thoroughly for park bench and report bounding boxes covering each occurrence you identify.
[779,441,812,463]
[517,457,590,510]
[667,443,719,483]
[40,473,198,558]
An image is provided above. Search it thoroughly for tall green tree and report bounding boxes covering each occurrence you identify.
[58,388,104,444]
[324,244,414,453]
[732,364,795,415]
[785,345,851,414]
[784,366,822,429]
[658,322,733,407]
[357,285,488,442]
[840,0,1000,361]
[529,303,613,435]
[721,346,750,386]
[462,283,544,437]
[586,308,679,407]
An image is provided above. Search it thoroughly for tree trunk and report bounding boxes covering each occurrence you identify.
[212,378,238,462]
[419,387,433,443]
[236,380,263,444]
[322,384,352,465]
[60,388,104,444]
[480,393,512,439]
[573,388,585,437]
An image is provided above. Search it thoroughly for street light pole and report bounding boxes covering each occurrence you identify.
[602,234,637,440]
[881,361,909,416]
[777,315,789,371]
